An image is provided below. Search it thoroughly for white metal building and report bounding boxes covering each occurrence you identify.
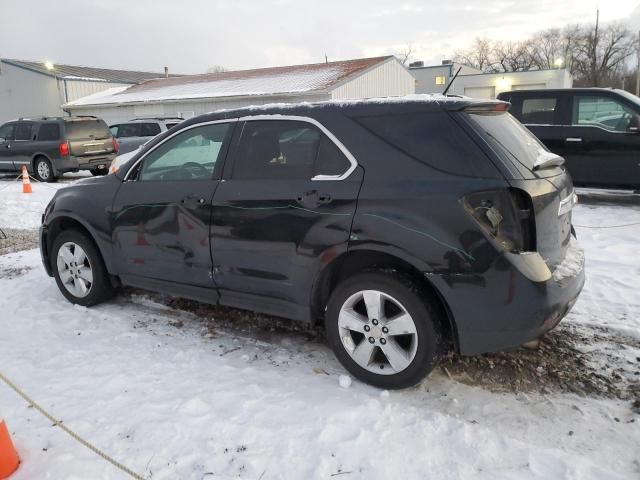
[64,56,415,125]
[0,59,177,124]
[411,61,573,99]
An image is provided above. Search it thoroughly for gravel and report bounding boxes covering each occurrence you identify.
[0,228,39,255]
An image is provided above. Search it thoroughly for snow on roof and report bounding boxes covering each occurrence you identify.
[64,56,394,107]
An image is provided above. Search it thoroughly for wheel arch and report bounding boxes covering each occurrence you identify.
[311,248,460,352]
[45,213,116,278]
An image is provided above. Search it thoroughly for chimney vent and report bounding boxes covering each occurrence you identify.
[164,66,169,78]
[408,61,424,68]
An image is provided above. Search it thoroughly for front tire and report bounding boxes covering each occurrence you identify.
[51,229,116,306]
[33,157,57,183]
[325,271,442,389]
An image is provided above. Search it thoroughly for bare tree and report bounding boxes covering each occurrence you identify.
[574,21,636,86]
[454,37,493,72]
[206,65,227,74]
[491,40,537,72]
[395,45,414,65]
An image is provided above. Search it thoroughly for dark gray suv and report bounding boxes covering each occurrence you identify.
[39,97,585,389]
[0,116,117,182]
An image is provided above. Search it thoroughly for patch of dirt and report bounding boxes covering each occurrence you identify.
[130,290,640,404]
[441,323,640,403]
[0,228,38,255]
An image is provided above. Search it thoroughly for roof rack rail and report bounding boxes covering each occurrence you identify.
[18,116,64,121]
[129,116,185,121]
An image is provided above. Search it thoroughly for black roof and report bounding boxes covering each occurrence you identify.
[190,95,494,126]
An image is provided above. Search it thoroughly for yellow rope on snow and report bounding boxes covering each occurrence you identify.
[0,371,146,480]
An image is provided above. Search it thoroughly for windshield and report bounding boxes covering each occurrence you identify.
[466,112,553,171]
[65,119,111,140]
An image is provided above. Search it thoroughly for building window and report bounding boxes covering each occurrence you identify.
[435,75,446,85]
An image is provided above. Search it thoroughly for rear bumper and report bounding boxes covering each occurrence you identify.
[429,239,585,355]
[53,154,116,173]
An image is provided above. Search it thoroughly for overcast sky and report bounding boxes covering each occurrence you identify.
[1,0,638,74]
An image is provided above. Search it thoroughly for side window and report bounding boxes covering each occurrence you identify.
[356,112,492,178]
[573,96,635,132]
[15,123,33,141]
[37,123,61,141]
[0,123,16,141]
[233,120,351,180]
[315,135,350,177]
[138,123,231,181]
[118,124,141,138]
[109,125,119,137]
[138,123,161,136]
[521,97,557,125]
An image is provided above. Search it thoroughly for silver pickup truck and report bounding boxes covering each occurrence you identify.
[109,117,183,155]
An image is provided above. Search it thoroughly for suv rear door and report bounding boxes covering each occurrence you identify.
[65,119,114,159]
[560,93,640,189]
[211,117,362,319]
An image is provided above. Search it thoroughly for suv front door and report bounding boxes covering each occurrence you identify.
[111,121,235,290]
[0,123,17,172]
[211,117,363,320]
[562,94,640,189]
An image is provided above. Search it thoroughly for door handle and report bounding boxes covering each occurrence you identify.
[565,137,583,143]
[180,194,206,205]
[297,190,332,207]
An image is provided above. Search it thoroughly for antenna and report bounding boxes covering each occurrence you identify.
[442,66,462,96]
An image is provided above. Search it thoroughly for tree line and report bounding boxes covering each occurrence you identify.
[453,18,640,90]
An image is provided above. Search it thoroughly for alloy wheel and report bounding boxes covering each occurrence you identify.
[37,160,50,180]
[338,289,419,375]
[56,242,93,298]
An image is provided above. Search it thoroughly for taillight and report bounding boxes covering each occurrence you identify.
[463,102,510,114]
[59,141,70,157]
[462,188,536,252]
[112,137,119,154]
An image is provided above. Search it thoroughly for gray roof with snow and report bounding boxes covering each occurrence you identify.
[1,58,182,84]
[63,56,396,107]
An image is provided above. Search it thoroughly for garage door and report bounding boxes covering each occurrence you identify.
[512,83,547,91]
[464,86,496,99]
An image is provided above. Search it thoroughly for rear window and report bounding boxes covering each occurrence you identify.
[356,112,494,177]
[466,112,548,171]
[38,123,61,141]
[65,119,110,140]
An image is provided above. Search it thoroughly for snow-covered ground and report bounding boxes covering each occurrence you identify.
[0,176,639,479]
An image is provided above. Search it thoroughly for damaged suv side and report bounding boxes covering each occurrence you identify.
[39,96,585,389]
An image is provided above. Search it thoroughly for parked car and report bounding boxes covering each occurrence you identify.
[39,97,584,389]
[497,88,640,190]
[0,116,117,182]
[109,117,183,155]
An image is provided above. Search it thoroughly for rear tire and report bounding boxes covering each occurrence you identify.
[90,168,108,176]
[33,157,57,183]
[325,271,443,389]
[51,229,116,306]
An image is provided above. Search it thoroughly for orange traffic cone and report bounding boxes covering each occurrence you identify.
[21,166,32,194]
[0,419,19,478]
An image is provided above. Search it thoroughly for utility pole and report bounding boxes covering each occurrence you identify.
[636,29,640,96]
